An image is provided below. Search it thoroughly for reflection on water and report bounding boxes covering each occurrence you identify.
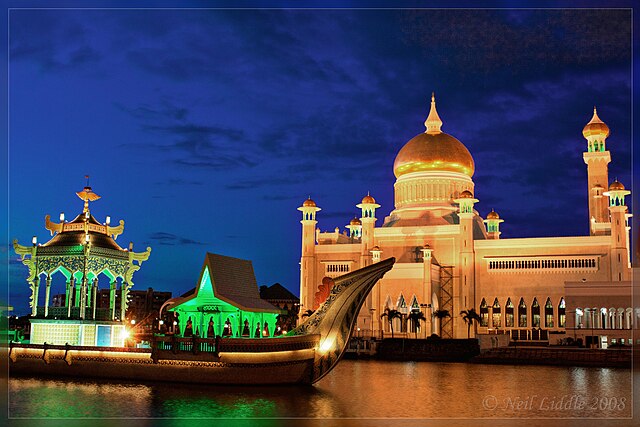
[9,360,633,419]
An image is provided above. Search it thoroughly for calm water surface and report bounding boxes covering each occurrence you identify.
[9,360,633,419]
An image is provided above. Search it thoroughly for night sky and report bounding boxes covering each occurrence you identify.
[2,6,634,315]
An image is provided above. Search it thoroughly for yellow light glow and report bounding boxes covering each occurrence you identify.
[319,337,335,354]
[120,329,130,340]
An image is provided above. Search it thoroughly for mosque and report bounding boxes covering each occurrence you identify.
[298,95,635,345]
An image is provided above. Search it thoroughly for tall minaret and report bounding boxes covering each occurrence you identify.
[603,180,631,281]
[356,193,380,330]
[298,197,320,319]
[356,193,380,268]
[582,107,611,232]
[453,190,478,337]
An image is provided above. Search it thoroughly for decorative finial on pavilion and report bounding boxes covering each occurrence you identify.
[76,175,101,214]
[424,92,443,135]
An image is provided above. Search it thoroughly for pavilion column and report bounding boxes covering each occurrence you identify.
[44,275,52,318]
[65,279,72,312]
[31,276,40,317]
[109,280,117,320]
[75,278,81,308]
[68,278,75,317]
[92,278,98,320]
[80,275,87,319]
[120,282,129,321]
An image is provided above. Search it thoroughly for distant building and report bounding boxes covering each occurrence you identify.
[260,283,300,333]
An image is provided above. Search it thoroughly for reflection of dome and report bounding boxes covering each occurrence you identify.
[582,107,609,138]
[459,190,474,198]
[609,180,625,191]
[361,194,376,204]
[393,95,474,178]
[303,198,317,207]
[486,209,500,219]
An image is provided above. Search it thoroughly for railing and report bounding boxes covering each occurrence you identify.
[35,306,112,321]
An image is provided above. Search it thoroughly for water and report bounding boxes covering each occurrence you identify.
[8,360,634,421]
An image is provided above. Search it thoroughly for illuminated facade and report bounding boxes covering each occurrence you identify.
[13,184,151,346]
[164,253,282,338]
[299,95,635,344]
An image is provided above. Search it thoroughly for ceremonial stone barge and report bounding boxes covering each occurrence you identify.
[10,258,395,384]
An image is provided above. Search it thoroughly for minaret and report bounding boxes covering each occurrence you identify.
[483,209,504,240]
[453,190,478,336]
[356,193,380,268]
[603,180,631,281]
[298,197,320,319]
[356,193,380,331]
[420,244,436,335]
[346,217,362,241]
[582,107,611,231]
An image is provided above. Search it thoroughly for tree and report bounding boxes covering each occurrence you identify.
[460,308,481,338]
[432,309,451,337]
[380,308,402,338]
[407,310,427,339]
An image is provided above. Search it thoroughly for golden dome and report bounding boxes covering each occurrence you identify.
[486,209,500,220]
[350,217,362,225]
[393,95,474,178]
[302,197,317,207]
[459,190,474,198]
[582,107,609,138]
[609,180,625,191]
[361,194,376,204]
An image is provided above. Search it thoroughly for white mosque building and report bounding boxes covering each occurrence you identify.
[298,95,635,347]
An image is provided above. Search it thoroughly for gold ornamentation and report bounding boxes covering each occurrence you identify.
[107,220,125,239]
[44,215,63,236]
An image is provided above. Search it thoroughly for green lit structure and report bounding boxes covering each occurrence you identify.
[13,184,151,346]
[164,253,282,338]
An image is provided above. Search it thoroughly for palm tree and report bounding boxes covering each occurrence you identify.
[460,308,481,338]
[432,309,451,337]
[407,310,427,339]
[380,308,402,338]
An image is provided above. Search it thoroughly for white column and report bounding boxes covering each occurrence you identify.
[44,275,51,317]
[110,280,117,320]
[31,276,40,317]
[92,278,98,319]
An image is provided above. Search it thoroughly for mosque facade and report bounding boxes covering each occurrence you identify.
[298,95,635,345]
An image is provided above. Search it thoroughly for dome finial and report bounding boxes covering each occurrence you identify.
[424,92,443,135]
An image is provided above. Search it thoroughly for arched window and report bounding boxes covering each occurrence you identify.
[518,298,527,327]
[505,298,514,327]
[532,298,541,328]
[600,307,608,329]
[544,298,554,328]
[608,308,616,329]
[410,295,420,310]
[479,299,488,327]
[575,307,583,328]
[492,298,501,328]
[558,298,566,328]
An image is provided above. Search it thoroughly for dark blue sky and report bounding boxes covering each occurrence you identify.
[2,6,634,315]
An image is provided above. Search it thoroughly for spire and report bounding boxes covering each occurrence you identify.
[76,176,101,213]
[588,106,604,124]
[424,92,443,135]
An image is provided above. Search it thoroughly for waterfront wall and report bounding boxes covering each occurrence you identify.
[376,338,480,361]
[472,347,631,368]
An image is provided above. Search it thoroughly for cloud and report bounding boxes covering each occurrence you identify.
[148,232,205,246]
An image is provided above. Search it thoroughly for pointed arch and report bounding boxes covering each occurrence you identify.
[531,297,541,327]
[518,298,527,327]
[409,295,420,310]
[479,298,488,327]
[505,298,514,327]
[558,298,566,328]
[492,298,501,328]
[544,297,554,328]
